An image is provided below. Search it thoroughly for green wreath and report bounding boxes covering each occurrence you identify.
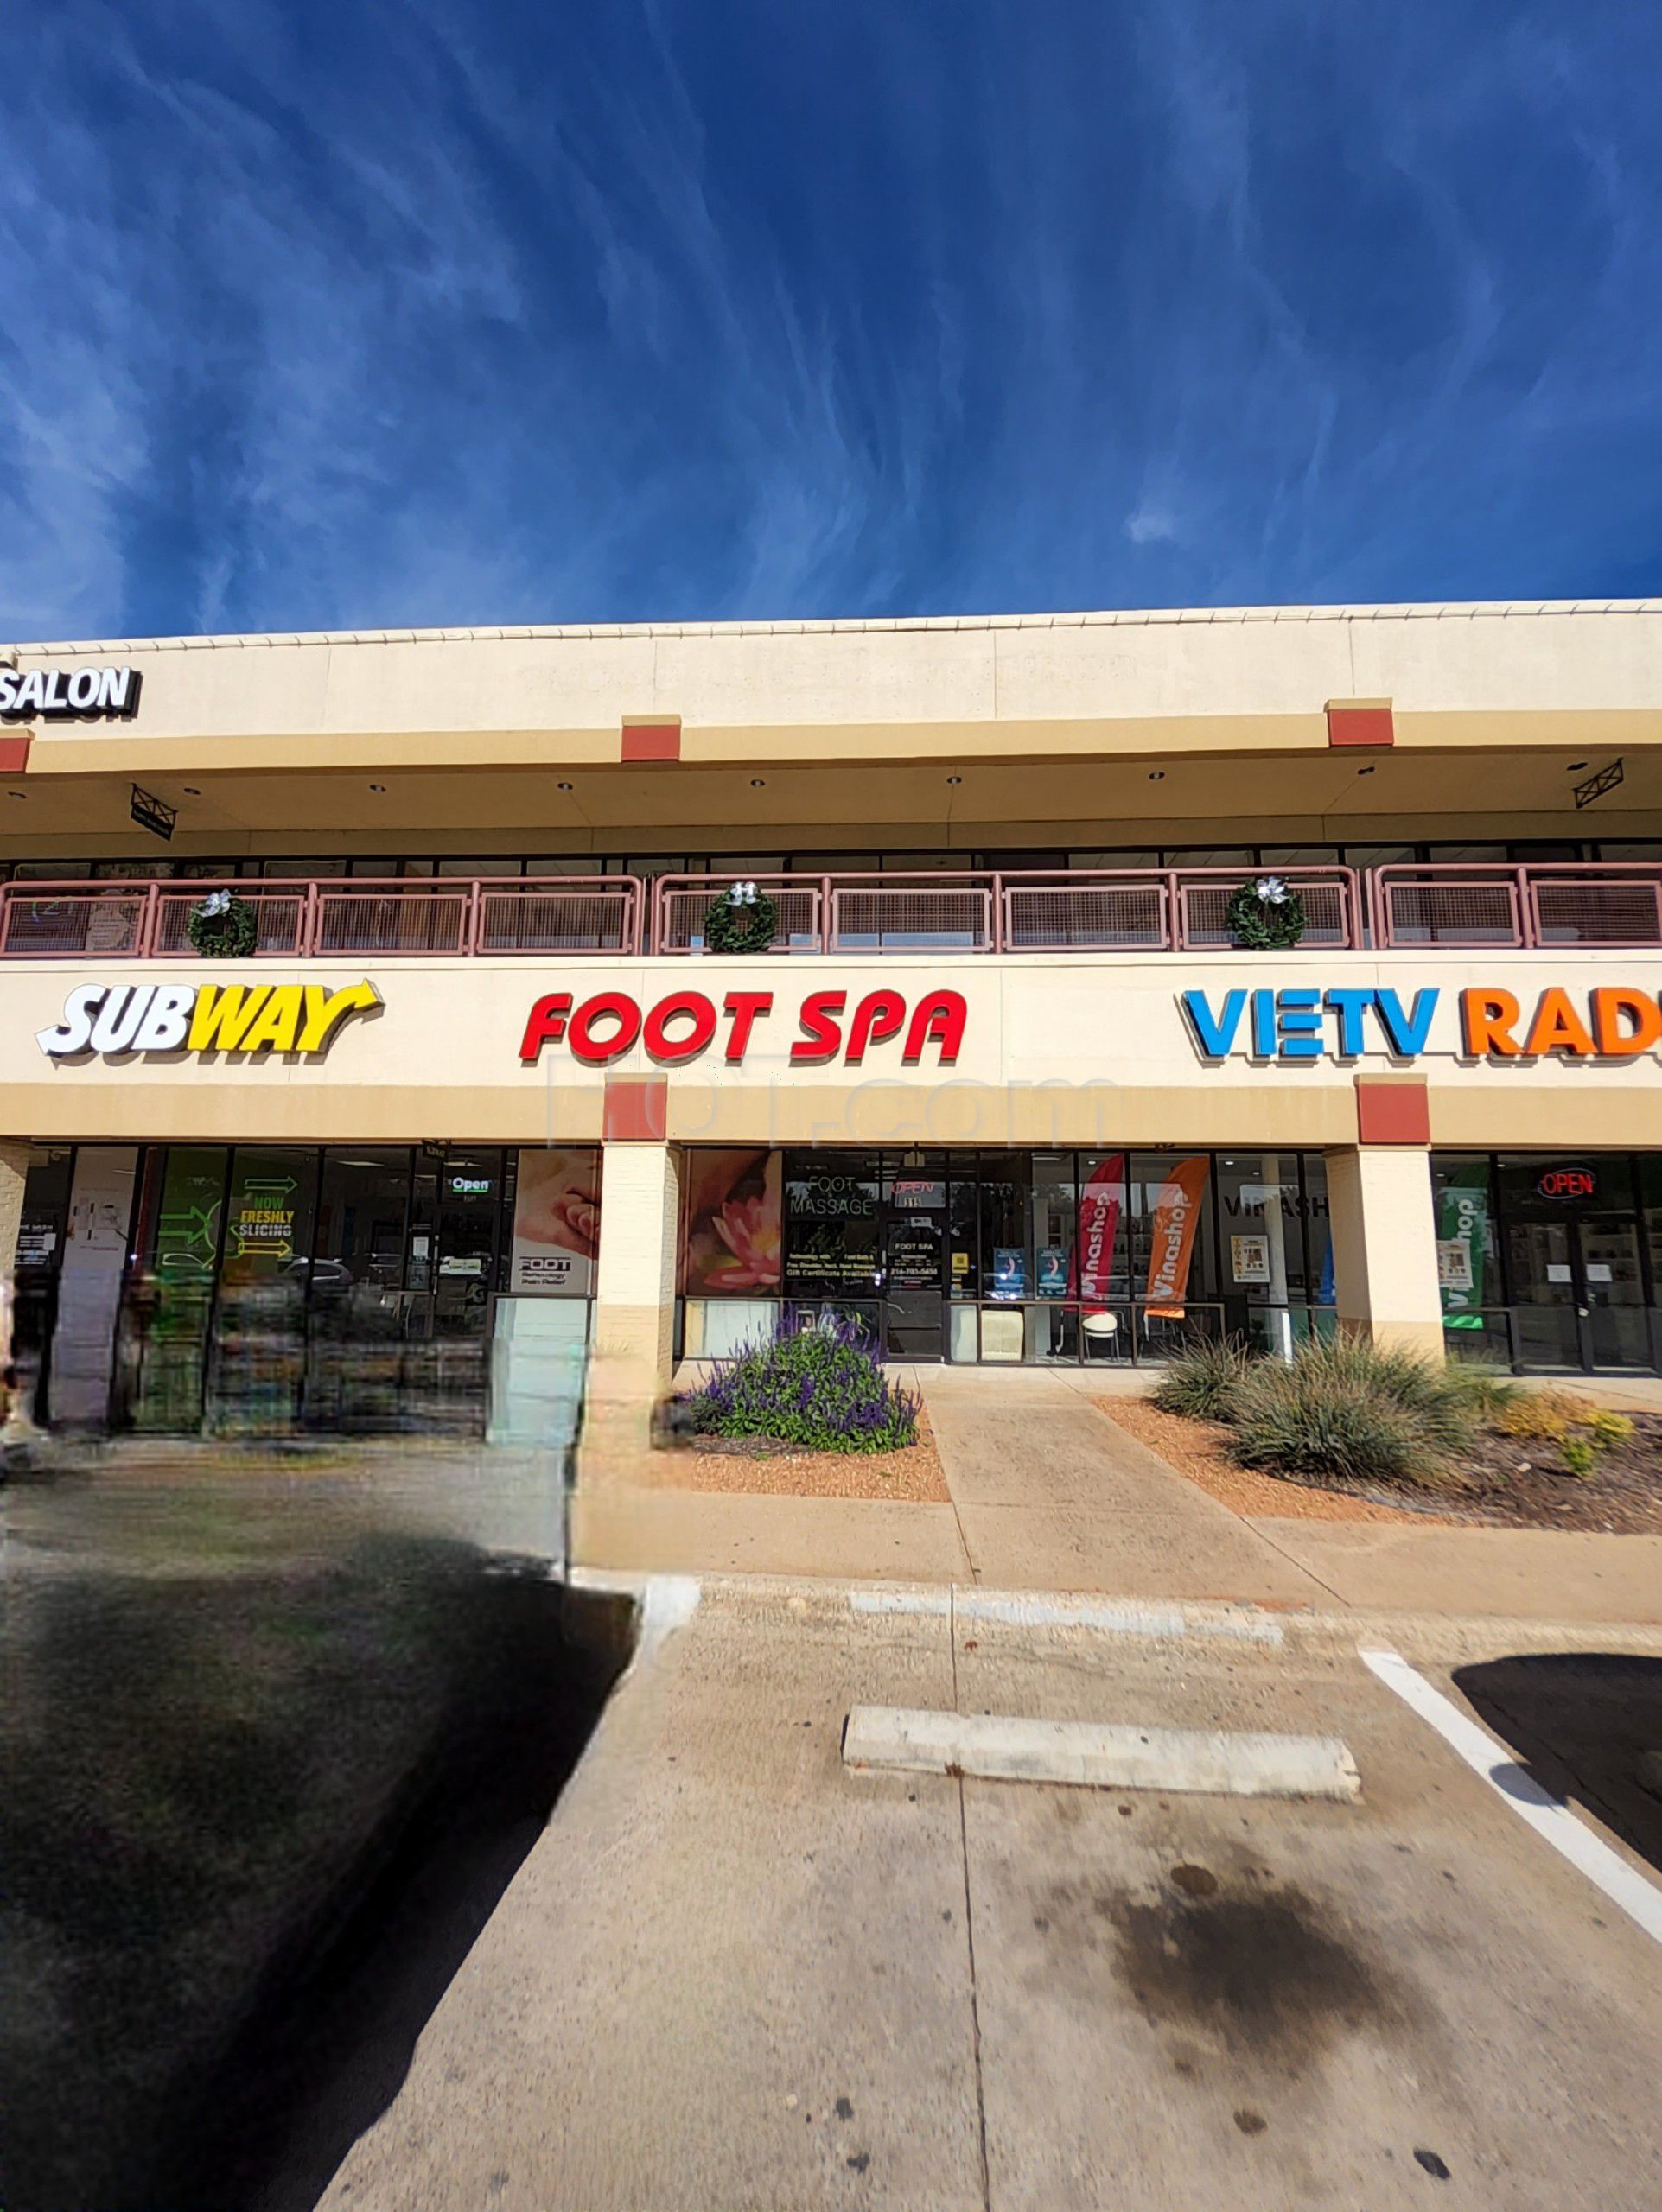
[704,880,779,955]
[187,889,259,959]
[1225,876,1307,951]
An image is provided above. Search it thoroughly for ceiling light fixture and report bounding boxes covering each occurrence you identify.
[750,778,766,788]
[946,775,963,786]
[368,783,386,793]
[1148,771,1165,782]
[1356,765,1376,777]
[1566,760,1588,772]
[557,781,574,792]
[182,785,201,796]
[7,790,24,800]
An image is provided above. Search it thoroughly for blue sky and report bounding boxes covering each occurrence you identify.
[3,1,1659,638]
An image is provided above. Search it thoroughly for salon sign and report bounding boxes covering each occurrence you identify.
[36,979,382,1058]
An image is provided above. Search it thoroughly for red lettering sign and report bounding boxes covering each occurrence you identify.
[518,986,965,1069]
[1536,1167,1596,1201]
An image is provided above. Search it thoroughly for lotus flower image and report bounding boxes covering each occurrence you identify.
[704,1192,781,1288]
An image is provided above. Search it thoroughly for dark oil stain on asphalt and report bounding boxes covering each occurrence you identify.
[1037,1858,1418,2073]
[1414,2147,1452,2178]
[1233,2108,1268,2135]
[1168,1862,1219,1898]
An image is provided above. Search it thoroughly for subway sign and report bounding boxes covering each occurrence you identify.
[0,665,141,721]
[1181,983,1662,1062]
[36,979,382,1059]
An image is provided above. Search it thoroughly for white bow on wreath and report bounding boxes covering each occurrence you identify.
[727,880,759,905]
[1253,875,1289,905]
[194,888,235,918]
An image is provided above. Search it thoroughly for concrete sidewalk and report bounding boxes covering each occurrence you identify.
[575,1369,1662,1626]
[310,1578,1662,2212]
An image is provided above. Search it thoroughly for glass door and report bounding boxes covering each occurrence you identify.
[1502,1210,1581,1370]
[1498,1157,1649,1372]
[1574,1209,1648,1370]
[881,1157,946,1360]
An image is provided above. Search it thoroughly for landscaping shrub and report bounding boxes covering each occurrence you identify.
[1494,1389,1596,1443]
[1229,1334,1481,1488]
[680,1316,920,1453]
[1151,1334,1260,1422]
[1559,1438,1599,1479]
[1588,1409,1636,1450]
[1439,1364,1524,1421]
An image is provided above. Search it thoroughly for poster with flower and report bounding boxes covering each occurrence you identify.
[681,1149,783,1294]
[511,1147,602,1294]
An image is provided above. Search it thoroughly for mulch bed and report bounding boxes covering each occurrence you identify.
[1457,1414,1662,1535]
[655,1404,949,1503]
[1101,1398,1662,1535]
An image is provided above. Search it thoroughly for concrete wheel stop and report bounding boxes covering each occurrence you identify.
[842,1706,1361,1802]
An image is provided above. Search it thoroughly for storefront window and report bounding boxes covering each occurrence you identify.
[1431,1154,1658,1375]
[208,1148,317,1432]
[675,1147,1336,1366]
[123,1146,226,1432]
[305,1148,413,1433]
[1214,1152,1309,1354]
[13,1146,74,1423]
[1127,1154,1216,1358]
[783,1151,880,1298]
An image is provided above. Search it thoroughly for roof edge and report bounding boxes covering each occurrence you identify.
[9,598,1662,657]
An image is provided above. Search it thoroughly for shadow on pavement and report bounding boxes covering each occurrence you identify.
[2,1488,632,2212]
[1453,1653,1662,1877]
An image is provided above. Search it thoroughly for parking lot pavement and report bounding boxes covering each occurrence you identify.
[315,1582,1662,2212]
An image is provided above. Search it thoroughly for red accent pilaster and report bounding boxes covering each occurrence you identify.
[1326,700,1394,748]
[603,1075,669,1141]
[620,720,681,763]
[1354,1076,1430,1145]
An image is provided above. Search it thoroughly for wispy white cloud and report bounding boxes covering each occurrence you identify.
[1,0,1659,639]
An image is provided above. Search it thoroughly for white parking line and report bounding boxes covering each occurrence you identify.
[1360,1646,1662,1946]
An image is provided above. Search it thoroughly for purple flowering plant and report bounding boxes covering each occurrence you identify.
[681,1313,920,1453]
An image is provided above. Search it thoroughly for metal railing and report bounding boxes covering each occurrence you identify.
[0,875,640,960]
[1372,862,1662,950]
[3,860,1659,961]
[656,865,1361,954]
[1002,866,1360,952]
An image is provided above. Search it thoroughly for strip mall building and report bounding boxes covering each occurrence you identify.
[2,601,1660,1452]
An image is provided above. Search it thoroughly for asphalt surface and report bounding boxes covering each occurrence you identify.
[315,1579,1662,2212]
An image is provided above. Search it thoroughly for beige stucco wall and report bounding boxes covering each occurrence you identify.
[5,950,1662,1151]
[12,603,1662,784]
[583,1142,684,1472]
[1325,1146,1446,1360]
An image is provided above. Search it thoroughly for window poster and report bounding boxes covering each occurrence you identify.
[1436,1239,1474,1293]
[682,1149,783,1294]
[511,1147,602,1295]
[1230,1234,1270,1285]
